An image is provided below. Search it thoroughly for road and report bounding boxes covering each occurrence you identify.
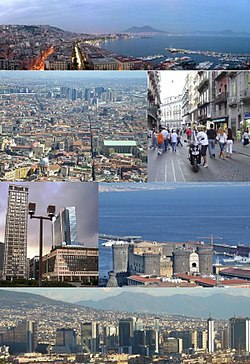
[148,141,250,182]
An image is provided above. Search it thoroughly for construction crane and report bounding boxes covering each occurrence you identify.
[197,235,223,245]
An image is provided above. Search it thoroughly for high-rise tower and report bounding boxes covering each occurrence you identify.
[3,185,29,280]
[52,206,78,247]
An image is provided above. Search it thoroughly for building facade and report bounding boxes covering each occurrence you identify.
[42,246,98,284]
[3,185,29,280]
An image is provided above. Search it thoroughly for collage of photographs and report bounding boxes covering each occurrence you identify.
[0,1,250,363]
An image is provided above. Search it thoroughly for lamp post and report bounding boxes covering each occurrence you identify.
[88,114,95,181]
[28,203,55,287]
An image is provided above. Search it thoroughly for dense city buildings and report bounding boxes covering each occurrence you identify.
[0,72,147,182]
[0,289,249,363]
[3,185,29,281]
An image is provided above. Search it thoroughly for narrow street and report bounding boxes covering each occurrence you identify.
[148,141,250,182]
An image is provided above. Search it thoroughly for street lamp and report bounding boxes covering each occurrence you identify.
[88,114,96,181]
[28,202,56,287]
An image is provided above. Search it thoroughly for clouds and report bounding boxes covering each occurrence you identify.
[0,182,98,258]
[0,0,249,33]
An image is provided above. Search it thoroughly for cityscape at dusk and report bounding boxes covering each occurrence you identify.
[0,1,250,70]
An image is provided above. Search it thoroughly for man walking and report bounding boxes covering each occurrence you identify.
[197,125,209,168]
[207,123,217,158]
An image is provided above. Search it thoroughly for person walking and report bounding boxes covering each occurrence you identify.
[216,128,227,159]
[171,129,178,152]
[242,129,249,146]
[177,130,183,147]
[157,130,164,156]
[196,125,209,168]
[161,128,168,153]
[226,127,234,158]
[186,127,192,142]
[207,123,217,158]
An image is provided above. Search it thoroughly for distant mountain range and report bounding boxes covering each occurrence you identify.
[122,25,250,36]
[76,292,250,319]
[123,25,170,34]
[0,289,249,320]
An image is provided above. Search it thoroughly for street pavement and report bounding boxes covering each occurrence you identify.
[148,141,250,182]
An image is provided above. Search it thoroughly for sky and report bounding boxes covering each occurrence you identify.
[160,71,189,100]
[0,70,147,81]
[1,287,250,303]
[0,0,249,34]
[0,182,98,258]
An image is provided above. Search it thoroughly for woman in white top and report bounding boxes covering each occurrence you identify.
[216,128,227,160]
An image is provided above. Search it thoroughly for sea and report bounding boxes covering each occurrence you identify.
[101,35,250,67]
[99,183,250,279]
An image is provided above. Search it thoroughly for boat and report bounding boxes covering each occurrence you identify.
[223,254,250,264]
[102,240,128,247]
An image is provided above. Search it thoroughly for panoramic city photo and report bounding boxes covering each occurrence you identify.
[0,71,147,182]
[148,70,250,182]
[0,287,249,363]
[99,183,250,288]
[0,0,250,70]
[0,182,98,286]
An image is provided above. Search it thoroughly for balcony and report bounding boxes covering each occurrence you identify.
[198,100,209,108]
[228,96,238,107]
[240,88,250,101]
[198,77,209,92]
[214,92,228,104]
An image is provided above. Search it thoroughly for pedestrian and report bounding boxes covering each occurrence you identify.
[177,130,183,147]
[226,127,234,158]
[157,130,164,156]
[236,129,241,142]
[161,128,168,153]
[171,129,178,152]
[196,125,209,168]
[216,128,227,159]
[207,123,217,158]
[186,127,192,142]
[242,129,249,146]
[167,128,171,149]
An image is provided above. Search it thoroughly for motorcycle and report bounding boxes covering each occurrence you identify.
[188,142,201,172]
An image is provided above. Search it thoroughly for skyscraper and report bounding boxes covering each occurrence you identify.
[0,320,37,354]
[119,317,135,354]
[207,318,215,353]
[229,317,250,353]
[3,185,29,280]
[81,322,99,354]
[52,206,78,247]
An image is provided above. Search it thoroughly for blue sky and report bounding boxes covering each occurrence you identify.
[0,0,249,33]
